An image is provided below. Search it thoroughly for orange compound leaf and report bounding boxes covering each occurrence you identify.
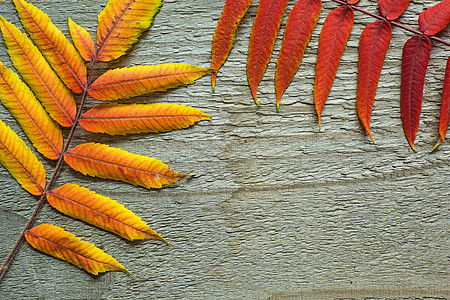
[0,16,76,127]
[96,0,162,62]
[314,5,354,128]
[357,20,392,142]
[0,119,46,196]
[275,0,321,111]
[418,0,450,36]
[211,0,253,91]
[0,62,63,160]
[64,143,187,189]
[13,0,87,93]
[247,0,288,105]
[431,56,450,152]
[68,18,95,62]
[79,103,211,135]
[378,0,411,20]
[401,35,431,152]
[25,224,130,275]
[47,184,168,242]
[88,64,214,101]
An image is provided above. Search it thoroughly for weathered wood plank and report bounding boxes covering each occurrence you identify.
[0,0,449,298]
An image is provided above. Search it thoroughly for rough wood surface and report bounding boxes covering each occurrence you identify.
[0,0,449,298]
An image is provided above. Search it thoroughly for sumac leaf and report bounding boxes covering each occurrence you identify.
[401,35,431,151]
[47,184,167,242]
[418,0,450,36]
[79,103,211,135]
[378,0,411,21]
[247,0,288,105]
[13,0,87,93]
[431,56,450,152]
[88,64,214,101]
[0,16,76,127]
[0,62,63,160]
[347,0,360,4]
[211,0,253,91]
[314,5,354,128]
[25,224,130,275]
[357,20,392,141]
[64,142,187,189]
[0,119,45,196]
[275,0,321,110]
[68,18,95,62]
[96,0,162,62]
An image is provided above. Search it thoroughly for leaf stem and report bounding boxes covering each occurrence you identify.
[330,0,450,47]
[0,61,97,281]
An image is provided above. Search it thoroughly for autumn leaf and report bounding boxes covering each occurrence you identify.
[378,0,411,21]
[88,64,214,101]
[0,16,76,127]
[13,0,87,93]
[0,62,63,160]
[247,0,288,105]
[47,184,167,242]
[211,0,253,91]
[418,0,450,36]
[64,142,187,189]
[96,0,162,62]
[356,20,392,141]
[79,103,211,135]
[314,5,354,128]
[25,224,130,275]
[0,119,46,196]
[68,18,95,62]
[401,35,431,151]
[275,0,321,110]
[431,56,450,152]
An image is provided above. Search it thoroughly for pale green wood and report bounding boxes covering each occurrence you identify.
[0,0,449,299]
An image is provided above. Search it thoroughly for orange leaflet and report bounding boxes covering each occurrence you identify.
[378,0,411,20]
[357,20,392,142]
[0,119,46,196]
[347,0,360,4]
[88,64,214,101]
[79,103,211,135]
[247,0,288,105]
[0,16,76,127]
[96,0,161,62]
[25,224,130,275]
[13,0,87,93]
[47,184,167,242]
[314,5,354,128]
[431,56,450,152]
[401,35,431,151]
[418,0,450,36]
[211,0,253,91]
[0,62,63,160]
[64,142,187,189]
[275,0,321,110]
[68,18,95,62]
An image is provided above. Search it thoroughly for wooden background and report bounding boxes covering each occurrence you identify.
[0,0,449,298]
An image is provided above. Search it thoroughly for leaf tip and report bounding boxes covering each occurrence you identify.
[430,137,444,153]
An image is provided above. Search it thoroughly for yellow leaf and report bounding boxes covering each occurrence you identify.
[0,119,46,196]
[68,18,95,62]
[25,224,130,275]
[47,183,167,242]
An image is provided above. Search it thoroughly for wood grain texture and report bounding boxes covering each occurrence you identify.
[0,0,449,298]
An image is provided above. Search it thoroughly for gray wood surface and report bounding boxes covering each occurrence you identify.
[0,0,449,299]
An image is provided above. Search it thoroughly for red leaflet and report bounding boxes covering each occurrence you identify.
[211,0,253,91]
[275,0,321,110]
[357,20,392,141]
[418,0,450,36]
[378,0,411,20]
[247,0,288,105]
[401,35,431,151]
[347,0,360,4]
[314,5,354,128]
[431,56,450,152]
